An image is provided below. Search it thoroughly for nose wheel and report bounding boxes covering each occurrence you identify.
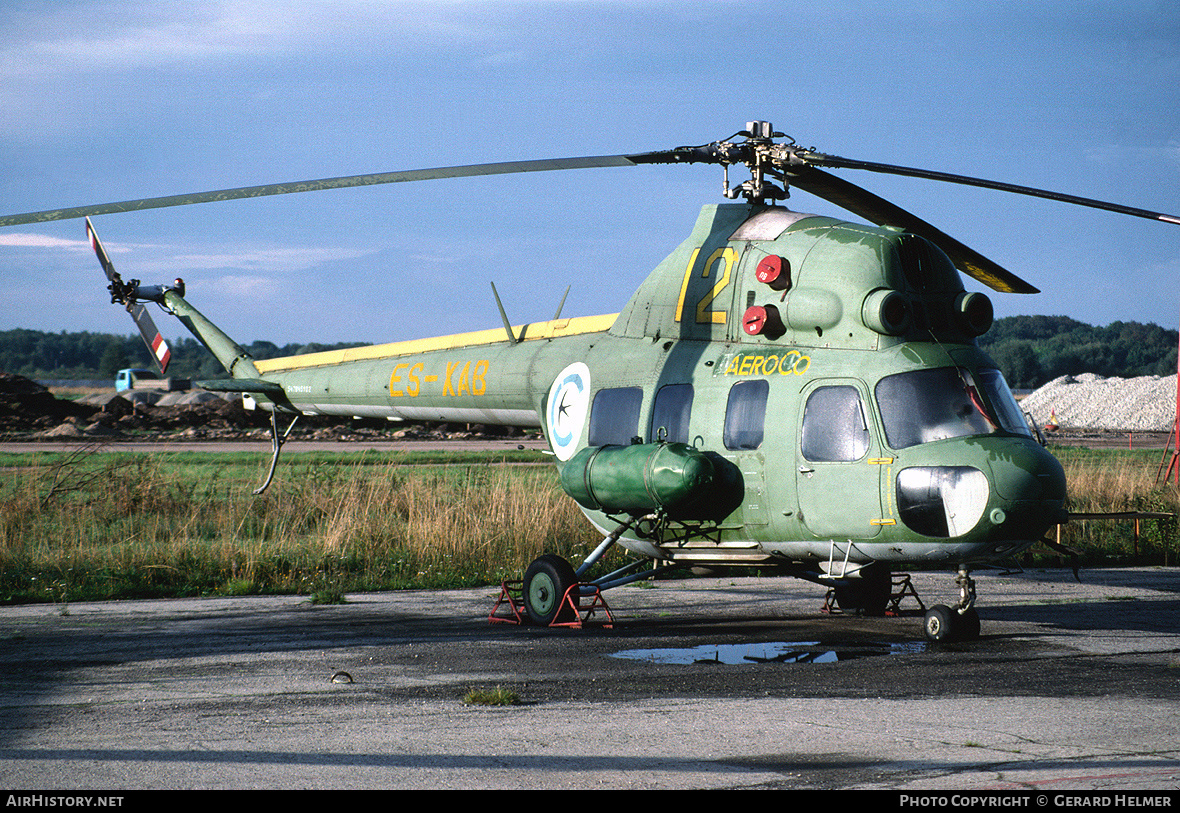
[923,604,980,642]
[923,568,981,643]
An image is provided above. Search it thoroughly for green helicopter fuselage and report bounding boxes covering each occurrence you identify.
[173,203,1064,577]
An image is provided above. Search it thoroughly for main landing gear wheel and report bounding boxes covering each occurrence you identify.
[832,565,892,616]
[923,605,980,643]
[523,554,578,626]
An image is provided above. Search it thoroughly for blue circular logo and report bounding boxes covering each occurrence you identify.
[545,362,590,461]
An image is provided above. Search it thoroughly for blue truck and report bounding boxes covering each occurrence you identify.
[114,368,190,393]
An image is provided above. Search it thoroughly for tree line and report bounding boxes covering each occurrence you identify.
[0,328,364,381]
[977,315,1178,389]
[2,315,1177,390]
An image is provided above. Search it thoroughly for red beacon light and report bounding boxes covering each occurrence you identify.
[755,255,791,291]
[742,304,784,338]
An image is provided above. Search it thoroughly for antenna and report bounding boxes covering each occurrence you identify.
[553,286,570,320]
[490,282,519,344]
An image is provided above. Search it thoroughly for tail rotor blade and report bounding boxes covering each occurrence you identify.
[86,218,172,374]
[129,303,172,375]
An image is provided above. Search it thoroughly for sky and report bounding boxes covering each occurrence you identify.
[1,0,1178,350]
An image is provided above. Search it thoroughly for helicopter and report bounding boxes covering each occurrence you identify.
[4,121,1178,642]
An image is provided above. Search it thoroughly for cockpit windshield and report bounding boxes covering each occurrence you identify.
[875,366,1029,449]
[976,368,1033,437]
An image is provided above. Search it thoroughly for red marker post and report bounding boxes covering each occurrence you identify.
[1174,309,1179,484]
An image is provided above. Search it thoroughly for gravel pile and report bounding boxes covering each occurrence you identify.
[1020,372,1178,432]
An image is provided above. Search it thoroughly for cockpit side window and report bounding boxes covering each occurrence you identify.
[802,385,870,462]
[977,368,1033,437]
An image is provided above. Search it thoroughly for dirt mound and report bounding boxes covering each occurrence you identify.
[0,372,273,439]
[0,373,532,443]
[0,373,96,430]
[85,392,265,434]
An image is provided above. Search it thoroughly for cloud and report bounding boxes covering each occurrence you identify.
[138,245,377,275]
[2,4,291,75]
[0,1,542,78]
[0,232,93,250]
[209,273,283,300]
[0,230,376,278]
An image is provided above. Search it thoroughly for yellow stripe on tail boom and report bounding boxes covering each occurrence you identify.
[254,313,618,373]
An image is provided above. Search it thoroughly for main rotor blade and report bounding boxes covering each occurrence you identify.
[804,153,1180,226]
[85,217,119,284]
[0,155,643,227]
[788,165,1040,294]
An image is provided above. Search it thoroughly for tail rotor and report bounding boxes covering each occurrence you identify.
[86,217,173,374]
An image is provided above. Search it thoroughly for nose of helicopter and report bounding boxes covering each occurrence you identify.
[985,438,1069,537]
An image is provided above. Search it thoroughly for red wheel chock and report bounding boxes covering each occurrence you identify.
[488,579,528,625]
[550,583,614,629]
[488,580,614,628]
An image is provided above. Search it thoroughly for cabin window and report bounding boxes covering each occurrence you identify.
[801,385,870,462]
[650,384,693,444]
[723,379,769,450]
[875,367,995,449]
[588,386,643,446]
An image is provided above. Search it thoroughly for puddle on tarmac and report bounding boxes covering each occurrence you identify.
[609,640,926,665]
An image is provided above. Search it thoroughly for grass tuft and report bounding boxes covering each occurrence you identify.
[462,686,521,706]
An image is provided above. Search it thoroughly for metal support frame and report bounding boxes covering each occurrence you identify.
[886,573,926,615]
[1057,511,1177,565]
[821,571,926,616]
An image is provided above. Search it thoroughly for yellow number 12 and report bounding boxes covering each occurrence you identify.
[675,246,736,325]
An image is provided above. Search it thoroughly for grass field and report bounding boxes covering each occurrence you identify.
[0,443,1176,605]
[1045,444,1179,564]
[0,447,602,605]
